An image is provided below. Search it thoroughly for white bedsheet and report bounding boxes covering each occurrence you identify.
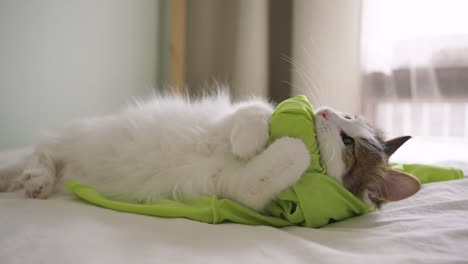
[1,149,468,264]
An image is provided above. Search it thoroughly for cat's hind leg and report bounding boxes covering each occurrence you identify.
[232,137,310,211]
[0,161,24,192]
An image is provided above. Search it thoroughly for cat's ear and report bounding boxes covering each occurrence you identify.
[384,136,411,157]
[369,169,420,204]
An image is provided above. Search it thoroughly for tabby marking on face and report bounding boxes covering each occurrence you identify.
[315,107,420,207]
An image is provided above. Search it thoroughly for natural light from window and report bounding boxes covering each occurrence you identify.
[361,0,468,165]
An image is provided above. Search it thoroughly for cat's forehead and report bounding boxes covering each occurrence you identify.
[355,118,385,142]
[315,106,384,139]
[331,108,381,140]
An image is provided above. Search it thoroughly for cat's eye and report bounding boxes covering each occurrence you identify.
[343,115,352,120]
[340,131,354,147]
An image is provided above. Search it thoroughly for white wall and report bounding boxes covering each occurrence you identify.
[0,0,161,149]
[292,0,362,114]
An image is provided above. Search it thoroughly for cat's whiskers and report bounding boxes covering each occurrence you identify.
[322,140,336,167]
[281,54,323,107]
[301,46,328,106]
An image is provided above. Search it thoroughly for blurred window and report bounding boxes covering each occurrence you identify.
[361,0,468,162]
[361,0,468,141]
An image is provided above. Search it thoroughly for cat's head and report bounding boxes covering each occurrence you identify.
[314,107,420,208]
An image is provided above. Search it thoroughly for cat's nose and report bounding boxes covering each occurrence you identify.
[318,110,329,120]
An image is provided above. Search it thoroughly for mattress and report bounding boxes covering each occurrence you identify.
[1,147,468,264]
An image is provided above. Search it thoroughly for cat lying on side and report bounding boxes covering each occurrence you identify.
[0,92,420,210]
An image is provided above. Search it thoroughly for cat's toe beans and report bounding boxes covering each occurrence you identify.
[28,186,42,198]
[25,182,51,199]
[23,171,54,199]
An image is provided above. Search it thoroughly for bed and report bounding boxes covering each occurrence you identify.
[1,145,467,264]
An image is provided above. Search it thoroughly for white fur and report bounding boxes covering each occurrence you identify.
[315,106,375,182]
[3,93,312,211]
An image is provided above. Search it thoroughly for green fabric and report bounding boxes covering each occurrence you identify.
[67,95,465,228]
[391,163,464,184]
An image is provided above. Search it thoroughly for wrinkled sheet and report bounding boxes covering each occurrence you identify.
[1,148,467,264]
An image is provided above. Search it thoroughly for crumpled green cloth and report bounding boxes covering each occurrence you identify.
[67,96,464,228]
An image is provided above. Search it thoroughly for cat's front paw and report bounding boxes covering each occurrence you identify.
[22,169,54,199]
[230,117,270,160]
[270,137,311,178]
[230,104,272,160]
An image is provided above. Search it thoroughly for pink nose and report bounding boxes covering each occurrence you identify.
[318,110,329,120]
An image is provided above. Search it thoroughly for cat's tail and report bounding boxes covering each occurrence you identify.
[0,160,25,192]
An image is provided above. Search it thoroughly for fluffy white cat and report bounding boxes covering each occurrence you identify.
[0,92,420,210]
